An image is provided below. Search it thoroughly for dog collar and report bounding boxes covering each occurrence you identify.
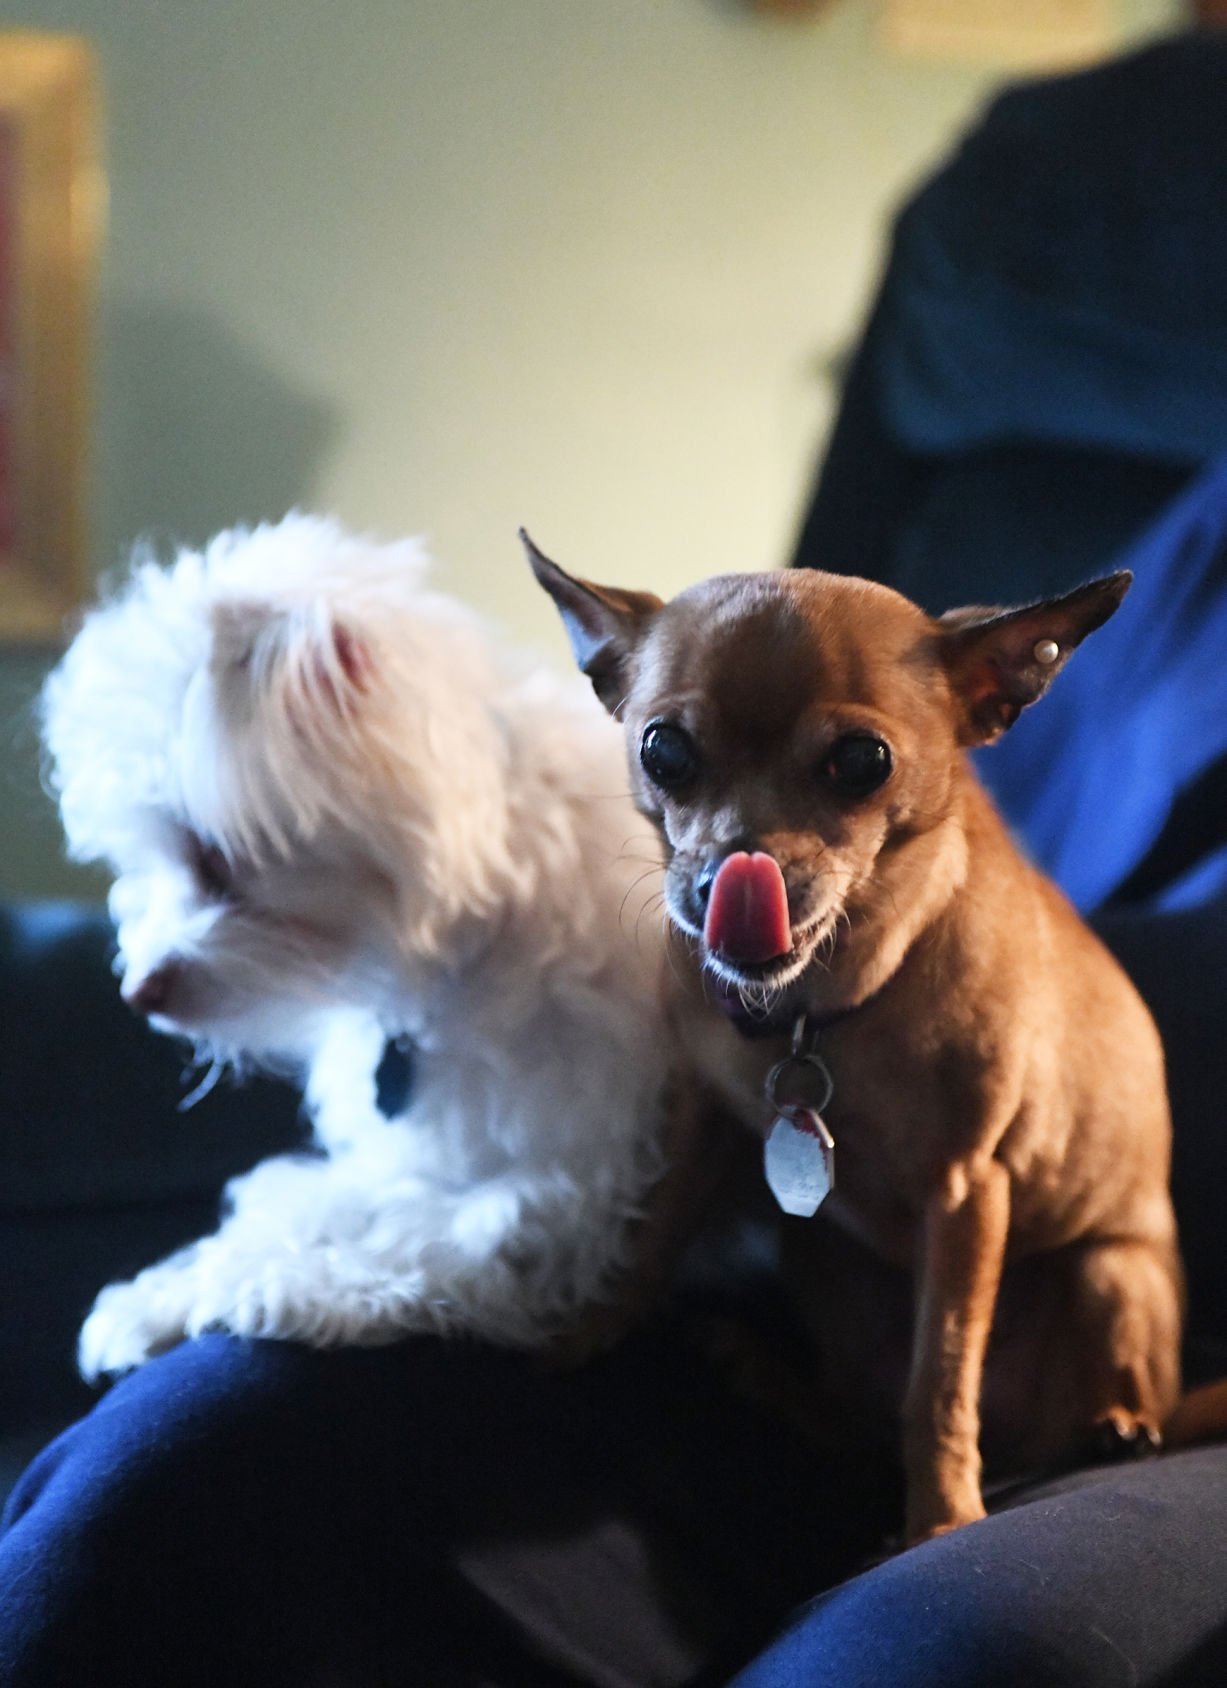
[711,980,801,1040]
[710,969,888,1041]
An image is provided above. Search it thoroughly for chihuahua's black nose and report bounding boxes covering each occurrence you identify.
[696,842,755,910]
[696,860,717,911]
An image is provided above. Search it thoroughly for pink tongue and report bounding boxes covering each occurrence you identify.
[703,852,791,964]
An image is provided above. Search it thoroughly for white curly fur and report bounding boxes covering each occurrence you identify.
[41,515,674,1377]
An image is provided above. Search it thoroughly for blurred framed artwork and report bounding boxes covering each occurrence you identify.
[879,0,1113,66]
[0,33,100,641]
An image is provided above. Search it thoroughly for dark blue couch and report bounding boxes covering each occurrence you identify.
[0,902,304,1500]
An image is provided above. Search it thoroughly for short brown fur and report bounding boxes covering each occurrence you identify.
[530,538,1182,1544]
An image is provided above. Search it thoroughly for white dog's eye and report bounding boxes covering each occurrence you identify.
[190,835,233,898]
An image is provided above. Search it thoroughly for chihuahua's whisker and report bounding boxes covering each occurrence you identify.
[672,930,712,994]
[619,869,666,933]
[663,934,690,994]
[616,849,666,873]
[632,892,668,952]
[622,863,665,897]
[852,875,902,921]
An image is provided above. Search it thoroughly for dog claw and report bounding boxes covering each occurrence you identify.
[1084,1416,1163,1464]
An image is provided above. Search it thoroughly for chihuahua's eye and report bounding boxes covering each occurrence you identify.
[822,733,892,798]
[640,722,699,791]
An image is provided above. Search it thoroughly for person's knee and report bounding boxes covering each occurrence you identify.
[733,1539,1050,1688]
[734,1454,1227,1688]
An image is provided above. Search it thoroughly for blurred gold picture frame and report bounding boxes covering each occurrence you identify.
[0,33,100,641]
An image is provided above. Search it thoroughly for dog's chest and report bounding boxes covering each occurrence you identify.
[803,1019,967,1260]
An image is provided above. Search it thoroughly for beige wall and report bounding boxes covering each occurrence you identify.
[0,0,1180,897]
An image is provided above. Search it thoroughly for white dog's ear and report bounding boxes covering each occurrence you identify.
[210,599,372,720]
[520,529,662,717]
[210,599,276,675]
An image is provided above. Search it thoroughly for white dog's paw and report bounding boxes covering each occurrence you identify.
[184,1253,434,1348]
[76,1252,323,1379]
[78,1267,199,1380]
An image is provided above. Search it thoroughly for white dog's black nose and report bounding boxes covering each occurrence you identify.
[122,964,180,1016]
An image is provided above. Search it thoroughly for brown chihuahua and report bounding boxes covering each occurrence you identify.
[527,535,1183,1544]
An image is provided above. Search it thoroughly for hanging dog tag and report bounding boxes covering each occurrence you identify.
[762,1017,835,1218]
[764,1107,834,1217]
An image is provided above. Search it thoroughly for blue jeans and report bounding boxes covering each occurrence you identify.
[5,1329,1227,1687]
[0,1325,898,1688]
[733,1452,1227,1687]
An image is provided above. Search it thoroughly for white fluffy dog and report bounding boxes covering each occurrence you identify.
[42,515,681,1377]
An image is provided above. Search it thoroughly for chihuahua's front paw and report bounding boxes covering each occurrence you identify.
[906,1509,986,1547]
[905,1483,987,1546]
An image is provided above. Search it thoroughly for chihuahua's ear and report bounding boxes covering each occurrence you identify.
[938,572,1131,747]
[520,529,663,716]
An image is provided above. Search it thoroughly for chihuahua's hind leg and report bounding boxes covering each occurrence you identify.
[1065,1235,1183,1457]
